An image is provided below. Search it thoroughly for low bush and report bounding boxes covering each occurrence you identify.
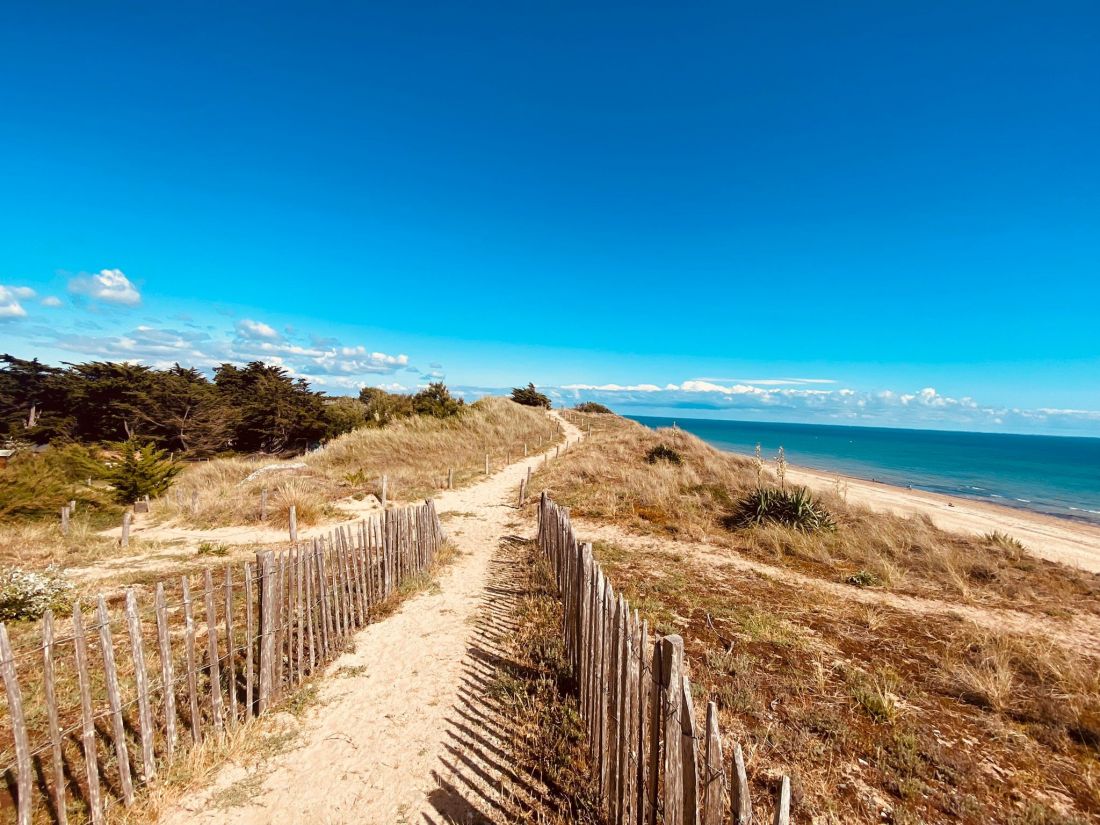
[574,402,613,414]
[727,486,835,532]
[645,444,683,465]
[511,383,551,408]
[0,567,73,621]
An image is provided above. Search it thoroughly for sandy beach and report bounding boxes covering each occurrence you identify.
[787,464,1100,573]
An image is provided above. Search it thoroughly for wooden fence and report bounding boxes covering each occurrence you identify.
[537,492,791,825]
[0,500,445,825]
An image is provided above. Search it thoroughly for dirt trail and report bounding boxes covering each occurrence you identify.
[571,518,1100,657]
[158,412,585,825]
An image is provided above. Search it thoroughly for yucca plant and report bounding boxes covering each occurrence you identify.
[727,486,835,532]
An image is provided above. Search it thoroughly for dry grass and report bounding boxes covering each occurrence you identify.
[153,397,557,530]
[582,535,1100,823]
[533,416,1100,613]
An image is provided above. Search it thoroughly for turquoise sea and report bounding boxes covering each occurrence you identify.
[628,416,1100,526]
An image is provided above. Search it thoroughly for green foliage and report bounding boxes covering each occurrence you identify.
[197,542,229,557]
[985,531,1026,552]
[645,444,683,465]
[358,386,415,427]
[0,567,73,622]
[574,402,613,414]
[324,397,368,437]
[511,383,551,408]
[0,445,112,521]
[104,439,182,504]
[412,382,464,418]
[726,486,836,532]
[214,362,328,453]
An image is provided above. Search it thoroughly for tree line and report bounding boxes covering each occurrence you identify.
[1,355,466,457]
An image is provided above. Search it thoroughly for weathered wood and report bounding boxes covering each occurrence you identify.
[305,546,316,672]
[41,611,69,825]
[72,604,105,825]
[289,505,298,543]
[155,583,178,757]
[204,569,225,733]
[772,777,790,825]
[381,474,388,508]
[243,564,255,718]
[224,567,238,724]
[183,576,202,740]
[680,675,700,825]
[702,702,724,825]
[662,635,686,825]
[447,467,454,489]
[96,595,135,805]
[257,551,276,712]
[125,589,157,780]
[274,552,286,694]
[518,478,527,508]
[296,546,305,678]
[638,619,651,825]
[731,742,752,825]
[61,504,70,535]
[0,624,32,825]
[121,509,132,548]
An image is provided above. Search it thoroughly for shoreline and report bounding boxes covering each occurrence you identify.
[783,463,1100,573]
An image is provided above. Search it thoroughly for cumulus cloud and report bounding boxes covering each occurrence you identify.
[235,319,281,341]
[41,296,63,307]
[68,269,141,305]
[0,285,35,319]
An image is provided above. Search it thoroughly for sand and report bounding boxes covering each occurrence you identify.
[786,465,1100,574]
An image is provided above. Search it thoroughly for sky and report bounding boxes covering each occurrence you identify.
[1,1,1098,435]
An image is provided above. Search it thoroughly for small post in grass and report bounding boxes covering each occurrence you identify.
[484,453,490,475]
[61,505,70,536]
[120,511,132,549]
[447,467,454,489]
[381,474,388,509]
[289,505,298,543]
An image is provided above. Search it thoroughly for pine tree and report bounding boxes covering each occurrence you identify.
[104,440,181,504]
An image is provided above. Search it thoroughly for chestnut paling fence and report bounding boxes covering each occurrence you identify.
[0,500,445,825]
[537,492,792,825]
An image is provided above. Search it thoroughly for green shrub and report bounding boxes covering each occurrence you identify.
[0,451,78,521]
[574,402,613,414]
[104,439,181,504]
[645,444,683,465]
[726,486,835,532]
[197,542,229,557]
[412,382,464,418]
[358,386,415,427]
[324,397,368,437]
[0,567,73,621]
[511,383,551,408]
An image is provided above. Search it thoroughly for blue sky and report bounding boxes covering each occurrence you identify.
[1,2,1098,435]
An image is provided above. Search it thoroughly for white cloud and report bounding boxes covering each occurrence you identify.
[0,285,30,319]
[235,319,281,341]
[68,269,141,305]
[41,296,63,307]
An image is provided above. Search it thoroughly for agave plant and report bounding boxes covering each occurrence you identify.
[727,486,835,532]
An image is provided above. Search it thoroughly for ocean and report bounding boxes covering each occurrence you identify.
[627,415,1100,526]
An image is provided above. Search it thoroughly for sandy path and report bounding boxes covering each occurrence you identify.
[787,465,1100,573]
[571,518,1100,658]
[158,412,585,825]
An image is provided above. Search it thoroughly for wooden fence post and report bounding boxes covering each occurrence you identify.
[289,505,298,543]
[0,624,31,825]
[257,551,277,712]
[71,604,105,825]
[121,510,132,549]
[773,777,791,825]
[661,635,685,825]
[61,505,70,536]
[448,467,454,489]
[702,702,725,825]
[681,675,701,825]
[155,583,178,757]
[125,589,157,781]
[381,474,388,508]
[41,611,68,825]
[96,596,134,805]
[518,478,527,508]
[732,742,752,825]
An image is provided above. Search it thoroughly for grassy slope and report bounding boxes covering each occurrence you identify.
[532,412,1100,824]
